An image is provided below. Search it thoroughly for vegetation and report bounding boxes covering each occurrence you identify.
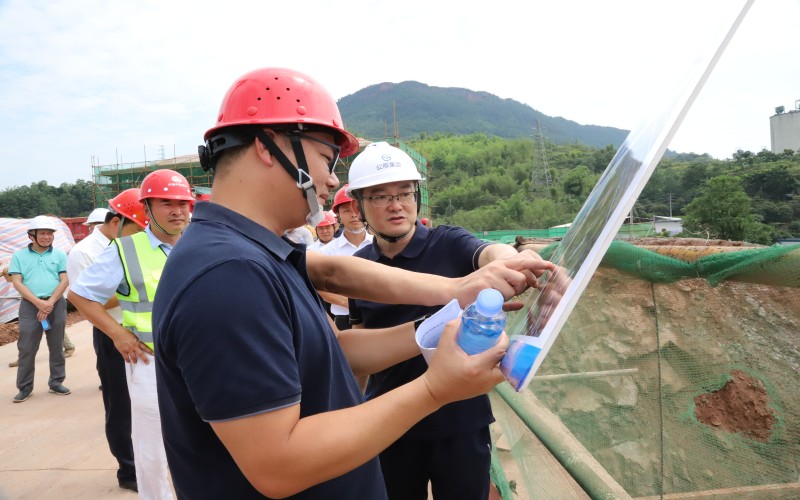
[2,135,798,245]
[408,133,799,244]
[0,180,95,218]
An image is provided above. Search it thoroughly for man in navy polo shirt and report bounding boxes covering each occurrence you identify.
[153,68,553,500]
[346,142,546,500]
[8,215,70,403]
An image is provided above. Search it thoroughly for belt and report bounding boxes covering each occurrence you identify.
[39,296,52,300]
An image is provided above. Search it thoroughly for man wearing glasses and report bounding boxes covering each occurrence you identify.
[347,142,526,500]
[153,68,554,499]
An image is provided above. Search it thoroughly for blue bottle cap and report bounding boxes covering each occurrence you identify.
[475,288,503,316]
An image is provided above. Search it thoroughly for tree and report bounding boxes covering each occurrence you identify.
[682,175,771,243]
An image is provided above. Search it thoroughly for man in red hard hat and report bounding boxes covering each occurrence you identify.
[66,188,146,492]
[318,184,372,330]
[151,67,553,499]
[70,170,193,498]
[307,211,337,252]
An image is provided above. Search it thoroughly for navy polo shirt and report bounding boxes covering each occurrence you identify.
[153,202,386,500]
[348,222,495,439]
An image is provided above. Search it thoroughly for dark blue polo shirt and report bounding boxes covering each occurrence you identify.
[154,202,386,500]
[349,222,494,439]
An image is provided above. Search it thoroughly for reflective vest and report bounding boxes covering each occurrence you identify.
[114,231,167,350]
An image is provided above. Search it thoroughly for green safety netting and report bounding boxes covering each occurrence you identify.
[489,242,800,499]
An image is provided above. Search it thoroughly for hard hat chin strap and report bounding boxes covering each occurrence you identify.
[373,227,413,244]
[254,129,324,226]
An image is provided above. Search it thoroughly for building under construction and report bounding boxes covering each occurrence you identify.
[91,139,430,219]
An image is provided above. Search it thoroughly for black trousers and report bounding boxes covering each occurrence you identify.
[93,326,136,482]
[379,427,491,500]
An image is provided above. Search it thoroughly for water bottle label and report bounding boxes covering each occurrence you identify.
[500,340,542,390]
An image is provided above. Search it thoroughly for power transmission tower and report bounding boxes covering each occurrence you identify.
[530,120,552,191]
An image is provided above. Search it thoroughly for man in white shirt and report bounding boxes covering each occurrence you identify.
[319,184,372,330]
[66,189,146,493]
[307,211,337,252]
[70,171,193,499]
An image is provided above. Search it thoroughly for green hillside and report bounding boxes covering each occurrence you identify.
[338,81,628,148]
[403,134,800,243]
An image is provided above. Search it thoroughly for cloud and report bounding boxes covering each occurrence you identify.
[1,0,797,190]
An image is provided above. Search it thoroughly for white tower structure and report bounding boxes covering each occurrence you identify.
[770,99,800,153]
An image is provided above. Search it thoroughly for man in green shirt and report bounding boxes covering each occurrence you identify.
[8,215,70,403]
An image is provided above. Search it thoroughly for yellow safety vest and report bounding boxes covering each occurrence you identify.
[114,231,167,351]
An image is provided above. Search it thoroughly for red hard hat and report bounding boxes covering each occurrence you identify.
[316,211,337,228]
[139,170,195,204]
[204,67,359,157]
[420,218,429,226]
[331,184,354,213]
[109,188,149,228]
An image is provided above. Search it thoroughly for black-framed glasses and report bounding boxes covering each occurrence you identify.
[366,191,417,207]
[291,132,341,174]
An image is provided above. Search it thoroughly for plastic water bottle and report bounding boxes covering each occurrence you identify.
[41,319,50,331]
[457,288,506,355]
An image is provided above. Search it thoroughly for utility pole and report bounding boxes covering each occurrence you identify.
[667,193,674,218]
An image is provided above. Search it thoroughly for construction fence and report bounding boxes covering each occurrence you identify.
[489,241,800,499]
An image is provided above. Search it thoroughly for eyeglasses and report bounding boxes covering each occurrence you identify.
[366,191,417,207]
[293,132,341,174]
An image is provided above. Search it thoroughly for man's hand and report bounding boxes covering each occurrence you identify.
[36,298,54,315]
[114,331,153,364]
[526,264,571,336]
[453,250,556,308]
[422,318,508,405]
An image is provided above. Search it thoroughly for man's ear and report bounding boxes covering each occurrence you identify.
[254,129,277,167]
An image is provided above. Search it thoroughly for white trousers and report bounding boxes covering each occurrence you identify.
[126,354,174,500]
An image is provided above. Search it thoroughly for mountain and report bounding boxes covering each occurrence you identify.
[337,81,629,148]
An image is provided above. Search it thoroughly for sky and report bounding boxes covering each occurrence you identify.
[1,0,798,190]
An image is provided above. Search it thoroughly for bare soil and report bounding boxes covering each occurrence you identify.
[0,309,84,347]
[693,369,776,442]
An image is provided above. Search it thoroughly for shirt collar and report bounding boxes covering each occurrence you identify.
[143,225,172,250]
[27,243,53,253]
[90,227,112,247]
[333,232,371,250]
[189,201,295,261]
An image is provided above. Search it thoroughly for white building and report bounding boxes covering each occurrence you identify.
[653,216,683,236]
[770,100,800,154]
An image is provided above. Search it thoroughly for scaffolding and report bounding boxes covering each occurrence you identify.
[94,141,431,219]
[91,154,212,207]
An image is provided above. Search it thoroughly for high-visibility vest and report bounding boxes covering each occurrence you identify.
[114,231,167,350]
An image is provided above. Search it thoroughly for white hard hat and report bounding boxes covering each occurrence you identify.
[346,142,422,197]
[27,215,58,232]
[83,208,110,225]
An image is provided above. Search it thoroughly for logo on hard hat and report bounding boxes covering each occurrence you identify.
[377,161,402,170]
[381,154,391,161]
[171,176,181,182]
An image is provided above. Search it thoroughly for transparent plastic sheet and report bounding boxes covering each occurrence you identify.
[499,0,756,391]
